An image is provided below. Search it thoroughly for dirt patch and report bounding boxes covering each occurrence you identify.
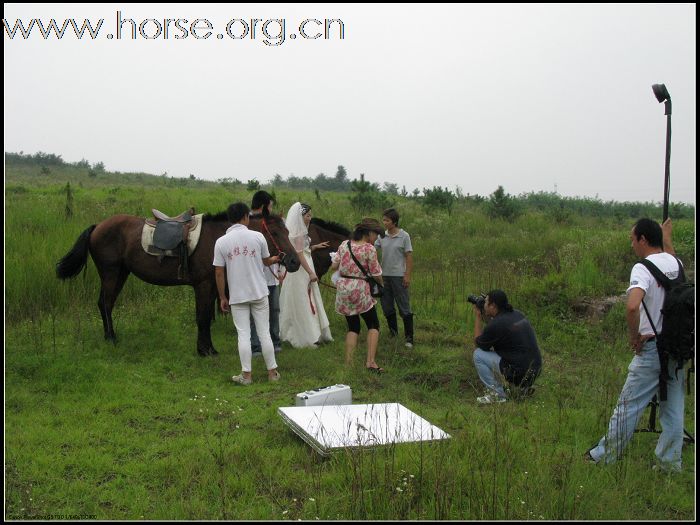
[571,295,626,322]
[402,372,453,389]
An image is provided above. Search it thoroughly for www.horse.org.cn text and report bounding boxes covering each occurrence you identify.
[3,12,346,46]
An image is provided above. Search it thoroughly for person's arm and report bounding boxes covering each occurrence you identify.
[262,255,280,267]
[473,305,484,344]
[329,247,342,272]
[626,287,645,354]
[311,241,330,252]
[255,233,279,267]
[214,266,229,313]
[403,252,413,288]
[368,245,383,286]
[291,235,318,281]
[474,309,501,350]
[661,218,676,255]
[298,253,318,282]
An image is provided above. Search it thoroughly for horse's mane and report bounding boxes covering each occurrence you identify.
[249,212,285,225]
[310,217,351,237]
[202,211,230,223]
[203,211,287,225]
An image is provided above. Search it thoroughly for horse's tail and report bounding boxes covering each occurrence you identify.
[56,225,96,279]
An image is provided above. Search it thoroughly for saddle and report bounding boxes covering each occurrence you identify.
[144,207,197,279]
[151,208,194,223]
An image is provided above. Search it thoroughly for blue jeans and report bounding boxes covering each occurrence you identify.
[251,286,280,350]
[589,340,685,470]
[473,348,507,398]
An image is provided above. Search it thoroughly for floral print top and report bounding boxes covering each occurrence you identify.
[334,240,382,316]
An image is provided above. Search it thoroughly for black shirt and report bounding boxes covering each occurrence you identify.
[475,309,542,385]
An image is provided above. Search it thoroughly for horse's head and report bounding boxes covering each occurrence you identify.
[309,218,351,280]
[249,213,301,272]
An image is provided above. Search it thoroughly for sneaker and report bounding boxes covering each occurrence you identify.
[477,392,507,404]
[231,374,252,385]
[251,347,262,356]
[274,346,282,353]
[583,450,597,464]
[269,370,281,382]
[652,463,681,474]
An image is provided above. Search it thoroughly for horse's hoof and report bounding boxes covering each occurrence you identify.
[209,348,219,356]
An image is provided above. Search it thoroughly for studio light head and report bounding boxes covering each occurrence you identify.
[652,83,671,103]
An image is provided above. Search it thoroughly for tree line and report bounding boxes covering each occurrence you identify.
[6,152,693,220]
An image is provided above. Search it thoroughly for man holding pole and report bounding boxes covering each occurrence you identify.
[585,218,686,471]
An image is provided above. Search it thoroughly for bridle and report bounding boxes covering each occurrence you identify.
[260,217,288,282]
[260,217,325,313]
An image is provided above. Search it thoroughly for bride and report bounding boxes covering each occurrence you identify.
[279,202,333,348]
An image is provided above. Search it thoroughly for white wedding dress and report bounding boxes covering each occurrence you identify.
[279,203,333,348]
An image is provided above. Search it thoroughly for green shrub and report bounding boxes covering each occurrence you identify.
[486,185,522,222]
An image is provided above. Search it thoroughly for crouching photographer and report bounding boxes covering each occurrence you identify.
[470,290,543,404]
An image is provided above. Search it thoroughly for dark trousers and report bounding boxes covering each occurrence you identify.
[380,276,413,342]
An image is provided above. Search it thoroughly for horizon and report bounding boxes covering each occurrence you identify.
[5,148,695,208]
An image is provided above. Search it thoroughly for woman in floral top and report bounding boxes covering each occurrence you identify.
[330,217,385,372]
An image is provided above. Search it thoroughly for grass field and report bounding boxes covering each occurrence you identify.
[4,162,696,520]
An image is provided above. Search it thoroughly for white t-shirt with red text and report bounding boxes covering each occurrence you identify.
[213,224,270,305]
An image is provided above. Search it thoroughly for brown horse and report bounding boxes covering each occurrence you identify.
[56,211,300,356]
[309,218,351,280]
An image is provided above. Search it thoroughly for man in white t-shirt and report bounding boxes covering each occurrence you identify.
[213,202,282,385]
[585,218,686,471]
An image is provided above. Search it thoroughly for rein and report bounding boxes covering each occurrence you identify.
[307,283,316,315]
[270,265,288,282]
[261,217,289,282]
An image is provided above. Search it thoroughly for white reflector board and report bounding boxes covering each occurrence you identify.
[278,403,450,456]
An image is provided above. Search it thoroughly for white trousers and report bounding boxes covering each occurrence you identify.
[230,297,277,373]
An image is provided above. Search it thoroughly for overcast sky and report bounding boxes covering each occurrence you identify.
[4,3,696,203]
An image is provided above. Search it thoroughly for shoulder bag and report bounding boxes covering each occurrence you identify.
[347,241,383,298]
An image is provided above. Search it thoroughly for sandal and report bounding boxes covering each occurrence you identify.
[367,366,385,374]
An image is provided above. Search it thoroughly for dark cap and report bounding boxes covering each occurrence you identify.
[354,217,384,236]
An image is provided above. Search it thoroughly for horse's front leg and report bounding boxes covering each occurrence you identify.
[194,281,218,356]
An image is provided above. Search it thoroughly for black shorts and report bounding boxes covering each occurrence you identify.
[345,306,380,334]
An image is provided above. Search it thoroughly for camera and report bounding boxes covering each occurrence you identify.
[467,293,487,310]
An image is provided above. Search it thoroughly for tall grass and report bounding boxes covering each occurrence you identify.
[5,165,695,520]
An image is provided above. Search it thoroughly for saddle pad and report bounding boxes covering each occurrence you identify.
[141,214,203,256]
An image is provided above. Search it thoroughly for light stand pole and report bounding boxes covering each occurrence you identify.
[639,84,694,446]
[652,83,671,221]
[640,84,670,437]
